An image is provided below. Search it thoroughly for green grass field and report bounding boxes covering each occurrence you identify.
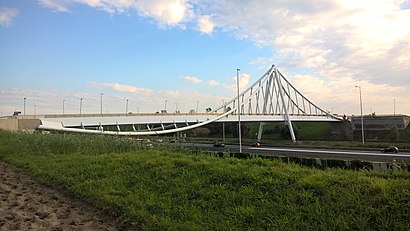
[1,130,409,230]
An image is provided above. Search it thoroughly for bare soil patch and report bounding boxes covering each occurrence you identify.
[0,161,134,231]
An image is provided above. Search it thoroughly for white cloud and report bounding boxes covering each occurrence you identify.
[182,76,202,83]
[208,80,220,86]
[38,0,72,12]
[288,73,410,115]
[0,7,18,27]
[135,0,190,25]
[39,0,190,25]
[89,81,154,94]
[197,15,214,34]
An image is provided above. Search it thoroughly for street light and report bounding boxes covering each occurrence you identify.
[196,101,199,113]
[63,100,66,115]
[34,105,37,116]
[126,98,129,115]
[80,98,83,115]
[394,98,396,116]
[100,93,104,115]
[237,68,242,153]
[175,103,178,113]
[355,86,365,146]
[23,97,26,116]
[221,99,226,143]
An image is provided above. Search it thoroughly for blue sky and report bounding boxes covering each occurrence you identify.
[1,0,410,116]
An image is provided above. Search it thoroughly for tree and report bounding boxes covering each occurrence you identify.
[193,127,211,137]
[230,123,251,138]
[277,124,299,140]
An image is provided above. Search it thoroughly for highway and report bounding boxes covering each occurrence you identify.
[185,143,410,162]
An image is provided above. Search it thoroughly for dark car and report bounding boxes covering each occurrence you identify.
[213,142,225,148]
[381,146,399,153]
[251,142,261,147]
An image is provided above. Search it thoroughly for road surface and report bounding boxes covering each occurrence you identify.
[184,143,410,162]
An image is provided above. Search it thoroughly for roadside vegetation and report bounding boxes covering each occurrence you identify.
[1,130,410,230]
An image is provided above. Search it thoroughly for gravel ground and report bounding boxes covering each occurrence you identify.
[0,160,135,231]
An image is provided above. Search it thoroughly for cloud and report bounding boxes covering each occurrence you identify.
[39,0,191,25]
[38,0,72,12]
[89,81,154,94]
[135,0,190,25]
[208,80,220,86]
[0,7,18,27]
[205,0,410,80]
[208,73,251,91]
[197,15,215,34]
[288,73,410,115]
[182,76,202,83]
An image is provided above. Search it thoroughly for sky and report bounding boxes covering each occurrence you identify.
[1,0,409,116]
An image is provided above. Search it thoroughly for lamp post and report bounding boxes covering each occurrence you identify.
[23,97,26,116]
[237,68,242,153]
[196,101,199,113]
[221,99,225,143]
[175,103,178,113]
[394,99,396,116]
[34,105,37,116]
[355,86,364,146]
[63,100,66,115]
[100,93,103,115]
[80,98,83,115]
[126,98,129,115]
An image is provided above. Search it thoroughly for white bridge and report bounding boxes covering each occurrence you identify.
[38,65,342,141]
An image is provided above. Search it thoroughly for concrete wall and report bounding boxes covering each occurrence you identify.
[351,115,409,131]
[0,118,18,131]
[0,118,41,131]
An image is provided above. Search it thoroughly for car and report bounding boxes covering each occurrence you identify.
[251,142,261,147]
[213,142,225,148]
[381,146,399,153]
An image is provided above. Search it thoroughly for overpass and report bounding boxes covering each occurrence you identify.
[7,65,343,141]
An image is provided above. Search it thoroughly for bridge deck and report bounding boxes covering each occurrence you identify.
[38,113,341,128]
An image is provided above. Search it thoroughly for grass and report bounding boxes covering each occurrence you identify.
[1,130,410,230]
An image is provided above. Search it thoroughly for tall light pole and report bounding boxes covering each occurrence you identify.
[394,98,396,116]
[196,101,199,113]
[222,99,226,143]
[175,103,178,113]
[23,97,26,116]
[80,98,83,115]
[100,93,103,115]
[34,105,37,116]
[126,98,129,115]
[355,86,364,146]
[63,100,66,115]
[237,68,242,153]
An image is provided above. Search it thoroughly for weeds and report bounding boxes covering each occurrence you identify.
[0,130,409,230]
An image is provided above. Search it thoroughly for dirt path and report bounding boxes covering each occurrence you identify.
[0,161,134,231]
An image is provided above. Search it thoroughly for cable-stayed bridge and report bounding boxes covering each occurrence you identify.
[37,65,342,141]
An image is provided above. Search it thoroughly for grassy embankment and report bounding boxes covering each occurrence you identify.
[0,130,409,230]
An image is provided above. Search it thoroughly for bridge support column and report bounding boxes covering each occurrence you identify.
[274,67,297,142]
[257,122,265,142]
